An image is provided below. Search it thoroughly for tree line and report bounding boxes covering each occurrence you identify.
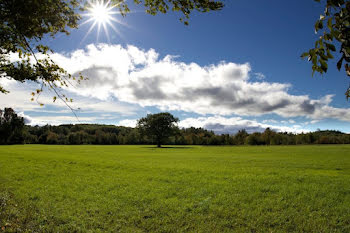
[1,108,350,146]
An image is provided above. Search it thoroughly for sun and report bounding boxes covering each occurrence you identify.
[81,0,125,42]
[89,0,114,24]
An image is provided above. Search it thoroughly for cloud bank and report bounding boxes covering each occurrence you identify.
[179,116,307,134]
[45,43,350,122]
[1,43,350,133]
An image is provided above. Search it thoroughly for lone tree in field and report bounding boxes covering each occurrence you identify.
[137,112,179,147]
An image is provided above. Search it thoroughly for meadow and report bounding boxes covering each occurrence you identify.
[1,145,350,232]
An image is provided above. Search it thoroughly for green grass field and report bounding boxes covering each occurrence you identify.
[1,145,350,232]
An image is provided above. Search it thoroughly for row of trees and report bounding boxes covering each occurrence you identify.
[1,108,350,146]
[19,124,350,146]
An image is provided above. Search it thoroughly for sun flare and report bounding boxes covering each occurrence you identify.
[89,0,114,23]
[81,0,125,42]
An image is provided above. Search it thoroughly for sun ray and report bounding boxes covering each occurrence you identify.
[96,20,101,42]
[106,20,121,35]
[80,17,95,27]
[79,20,98,46]
[109,17,131,29]
[106,20,127,42]
[102,22,111,43]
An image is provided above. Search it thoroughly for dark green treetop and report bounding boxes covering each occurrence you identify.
[0,108,25,144]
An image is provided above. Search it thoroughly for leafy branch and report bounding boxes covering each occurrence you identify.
[302,0,350,99]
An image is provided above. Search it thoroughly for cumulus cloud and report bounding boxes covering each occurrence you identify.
[179,116,308,134]
[0,78,139,116]
[17,112,33,124]
[24,115,99,126]
[117,119,137,127]
[254,72,266,80]
[3,43,350,125]
[118,116,308,134]
[15,112,130,126]
[33,43,350,122]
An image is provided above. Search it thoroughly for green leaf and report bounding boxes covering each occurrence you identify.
[325,43,336,51]
[337,56,344,71]
[320,59,328,72]
[301,52,309,58]
[327,17,333,30]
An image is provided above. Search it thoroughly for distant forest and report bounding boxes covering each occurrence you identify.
[1,108,350,145]
[5,123,350,146]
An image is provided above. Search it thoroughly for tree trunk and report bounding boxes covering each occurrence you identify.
[157,140,161,148]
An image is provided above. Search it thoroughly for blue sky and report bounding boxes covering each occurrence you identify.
[1,0,350,134]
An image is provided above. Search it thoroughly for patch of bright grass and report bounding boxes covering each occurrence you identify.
[1,145,350,232]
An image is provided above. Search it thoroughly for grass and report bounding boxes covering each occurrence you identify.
[1,145,350,232]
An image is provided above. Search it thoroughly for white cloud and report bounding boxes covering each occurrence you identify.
[310,120,320,124]
[0,78,139,117]
[25,115,96,126]
[254,72,266,80]
[2,43,350,125]
[0,79,45,111]
[17,112,34,125]
[179,116,309,134]
[40,43,350,122]
[12,110,100,126]
[262,119,278,124]
[117,119,137,127]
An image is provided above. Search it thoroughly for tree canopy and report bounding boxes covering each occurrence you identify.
[0,0,223,105]
[137,112,179,147]
[0,108,25,144]
[302,0,350,99]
